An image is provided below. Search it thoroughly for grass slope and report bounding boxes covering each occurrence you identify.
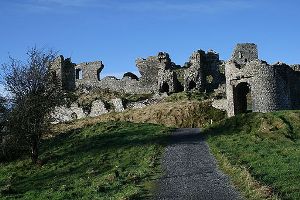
[0,122,171,199]
[204,111,300,200]
[53,100,225,134]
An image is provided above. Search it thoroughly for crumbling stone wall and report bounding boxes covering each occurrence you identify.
[183,50,224,92]
[156,52,182,93]
[289,67,300,109]
[97,76,156,94]
[225,43,298,117]
[51,43,299,118]
[75,61,104,88]
[158,69,178,93]
[184,50,205,91]
[52,49,224,95]
[136,56,160,87]
[204,51,225,91]
[51,56,76,91]
[230,43,258,66]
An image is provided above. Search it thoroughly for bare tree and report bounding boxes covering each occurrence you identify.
[1,47,64,164]
[0,96,7,129]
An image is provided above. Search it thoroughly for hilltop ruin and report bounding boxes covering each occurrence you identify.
[51,43,300,118]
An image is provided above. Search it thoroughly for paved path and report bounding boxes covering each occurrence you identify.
[155,128,242,200]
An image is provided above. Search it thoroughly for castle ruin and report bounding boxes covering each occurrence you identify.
[225,43,300,116]
[51,43,300,117]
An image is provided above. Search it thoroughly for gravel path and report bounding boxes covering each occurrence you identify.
[155,128,242,200]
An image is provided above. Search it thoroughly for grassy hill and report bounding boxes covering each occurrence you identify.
[1,93,299,200]
[204,111,300,200]
[0,122,171,199]
[53,100,225,134]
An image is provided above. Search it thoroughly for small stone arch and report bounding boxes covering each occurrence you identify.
[233,82,252,114]
[160,82,170,93]
[188,80,197,90]
[123,72,139,80]
[71,112,78,120]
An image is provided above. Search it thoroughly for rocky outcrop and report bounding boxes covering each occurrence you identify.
[89,100,108,117]
[111,98,125,112]
[52,103,86,124]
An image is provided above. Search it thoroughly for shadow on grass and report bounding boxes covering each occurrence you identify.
[201,112,259,138]
[3,122,174,197]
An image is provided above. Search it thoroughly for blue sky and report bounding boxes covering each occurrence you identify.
[0,0,299,77]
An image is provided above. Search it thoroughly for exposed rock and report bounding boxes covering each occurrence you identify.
[89,100,108,117]
[212,99,227,111]
[128,102,147,109]
[111,98,125,112]
[52,103,86,124]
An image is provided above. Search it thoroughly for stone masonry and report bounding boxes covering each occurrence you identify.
[51,43,300,118]
[225,43,300,117]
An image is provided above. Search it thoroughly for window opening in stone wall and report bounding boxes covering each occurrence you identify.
[76,69,83,80]
[234,82,252,114]
[160,82,170,93]
[188,80,196,90]
[239,52,243,58]
[52,71,57,81]
[175,81,184,92]
[71,112,78,120]
[97,69,101,81]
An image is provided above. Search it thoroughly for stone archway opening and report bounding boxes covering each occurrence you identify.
[76,69,83,80]
[234,82,252,114]
[160,82,170,93]
[188,80,197,90]
[97,69,102,81]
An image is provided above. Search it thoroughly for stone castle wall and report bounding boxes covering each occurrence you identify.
[230,43,258,66]
[51,43,300,118]
[54,50,225,94]
[225,43,299,116]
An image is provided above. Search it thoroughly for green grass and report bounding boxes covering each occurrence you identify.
[204,111,300,200]
[0,122,171,200]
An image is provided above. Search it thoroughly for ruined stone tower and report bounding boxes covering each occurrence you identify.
[157,52,180,93]
[230,43,258,66]
[225,43,299,117]
[51,55,76,91]
[183,50,204,91]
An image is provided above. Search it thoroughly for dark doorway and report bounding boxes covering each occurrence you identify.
[234,82,252,114]
[188,80,197,90]
[160,82,169,93]
[76,69,83,80]
[175,81,184,92]
[97,69,102,81]
[51,71,57,81]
